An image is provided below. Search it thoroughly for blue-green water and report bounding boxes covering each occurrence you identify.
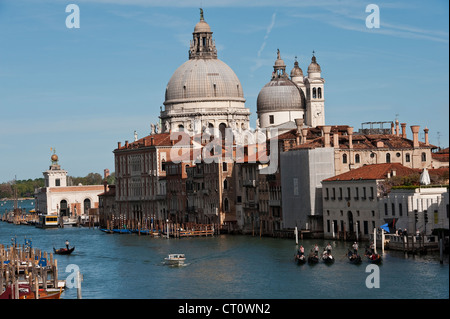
[0,220,448,299]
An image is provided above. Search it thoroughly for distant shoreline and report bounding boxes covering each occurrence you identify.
[0,197,34,201]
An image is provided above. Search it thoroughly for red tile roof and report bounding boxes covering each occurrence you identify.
[322,163,416,182]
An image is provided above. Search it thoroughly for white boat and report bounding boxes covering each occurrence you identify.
[164,254,186,265]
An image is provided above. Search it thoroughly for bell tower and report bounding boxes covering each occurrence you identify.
[305,52,325,127]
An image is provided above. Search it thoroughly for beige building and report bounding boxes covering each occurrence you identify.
[34,153,103,222]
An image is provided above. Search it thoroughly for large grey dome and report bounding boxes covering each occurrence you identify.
[164,59,245,105]
[257,78,305,113]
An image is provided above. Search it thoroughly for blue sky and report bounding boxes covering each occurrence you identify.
[0,0,448,183]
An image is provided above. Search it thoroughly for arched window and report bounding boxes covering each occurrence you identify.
[223,179,228,190]
[405,153,411,162]
[421,152,426,162]
[318,87,322,98]
[386,153,391,163]
[224,198,229,212]
[355,154,360,163]
[312,87,317,99]
[178,124,184,132]
[84,198,91,215]
[343,154,348,164]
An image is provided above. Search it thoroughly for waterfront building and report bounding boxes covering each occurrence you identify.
[113,133,174,225]
[34,152,104,222]
[378,185,449,237]
[279,122,440,236]
[321,163,417,240]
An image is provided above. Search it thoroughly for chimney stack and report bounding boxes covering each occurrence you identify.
[391,122,395,135]
[323,126,331,147]
[424,127,429,145]
[395,120,399,136]
[410,125,420,148]
[401,123,407,138]
[118,142,121,149]
[333,133,339,148]
[347,127,354,149]
[295,119,304,146]
[301,128,308,144]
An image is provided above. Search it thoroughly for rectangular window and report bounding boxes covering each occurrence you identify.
[269,115,274,124]
[364,221,369,235]
[55,179,60,187]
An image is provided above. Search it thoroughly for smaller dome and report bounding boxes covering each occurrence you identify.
[308,55,321,74]
[194,20,211,33]
[290,60,303,78]
[257,77,305,113]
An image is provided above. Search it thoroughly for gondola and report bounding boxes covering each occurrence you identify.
[295,254,306,265]
[308,254,319,264]
[365,249,382,264]
[53,246,75,255]
[347,250,362,264]
[367,253,382,264]
[322,253,334,264]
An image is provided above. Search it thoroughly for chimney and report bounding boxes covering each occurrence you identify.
[151,136,155,146]
[301,128,308,144]
[424,127,429,145]
[401,123,407,138]
[125,140,129,148]
[118,142,121,149]
[391,122,395,135]
[333,133,339,148]
[347,127,353,149]
[410,125,420,148]
[104,169,110,180]
[323,126,331,147]
[295,118,304,146]
[395,120,399,136]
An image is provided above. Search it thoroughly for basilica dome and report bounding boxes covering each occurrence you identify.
[160,9,250,134]
[257,78,305,113]
[257,50,305,113]
[164,58,245,105]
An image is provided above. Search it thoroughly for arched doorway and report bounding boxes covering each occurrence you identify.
[60,200,69,216]
[84,198,91,215]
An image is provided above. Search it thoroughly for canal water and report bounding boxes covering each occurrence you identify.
[0,218,448,300]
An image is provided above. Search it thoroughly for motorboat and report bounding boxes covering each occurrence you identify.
[164,254,186,266]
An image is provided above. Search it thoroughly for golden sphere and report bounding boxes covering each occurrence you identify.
[51,154,58,162]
